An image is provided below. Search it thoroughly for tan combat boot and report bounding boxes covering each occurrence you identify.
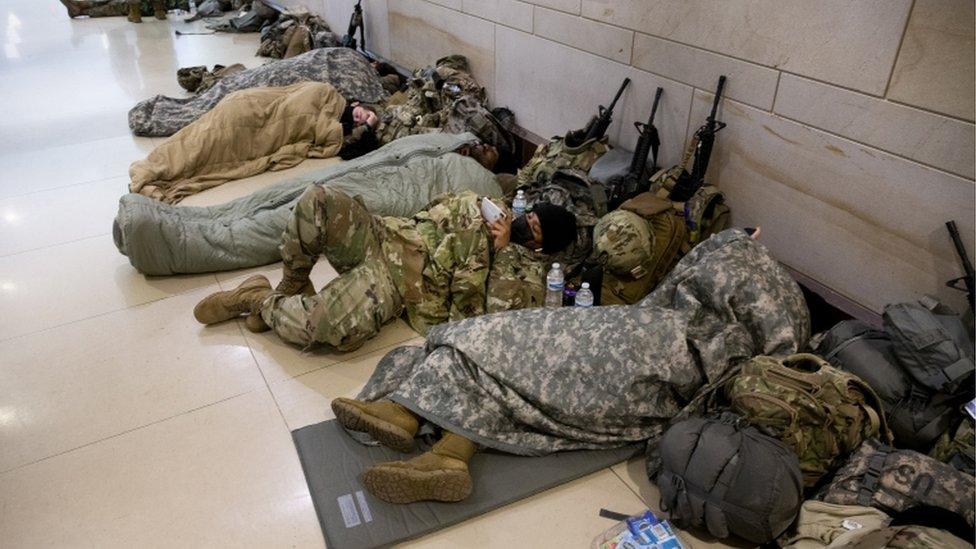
[362,432,476,504]
[59,0,83,18]
[127,3,142,22]
[275,266,315,297]
[152,0,167,19]
[193,275,272,325]
[332,398,419,452]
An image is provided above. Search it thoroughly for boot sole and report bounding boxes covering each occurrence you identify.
[332,400,415,453]
[362,465,471,504]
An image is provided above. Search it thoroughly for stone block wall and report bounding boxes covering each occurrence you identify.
[291,0,975,315]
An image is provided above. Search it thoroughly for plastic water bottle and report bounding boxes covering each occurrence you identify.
[545,263,564,307]
[575,282,594,308]
[512,189,527,217]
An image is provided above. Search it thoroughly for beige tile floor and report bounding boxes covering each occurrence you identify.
[0,2,722,547]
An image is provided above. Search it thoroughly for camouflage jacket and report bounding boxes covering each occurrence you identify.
[380,192,546,335]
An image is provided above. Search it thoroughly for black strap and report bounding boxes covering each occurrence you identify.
[599,509,632,522]
[857,445,892,506]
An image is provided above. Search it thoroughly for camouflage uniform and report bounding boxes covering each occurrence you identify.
[929,417,975,475]
[62,0,188,17]
[255,13,340,59]
[259,187,546,351]
[129,48,387,137]
[355,229,810,455]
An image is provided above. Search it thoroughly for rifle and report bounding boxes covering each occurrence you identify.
[341,0,365,52]
[670,75,727,202]
[946,220,975,309]
[565,78,631,147]
[607,87,664,209]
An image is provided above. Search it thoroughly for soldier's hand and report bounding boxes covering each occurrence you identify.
[489,216,511,251]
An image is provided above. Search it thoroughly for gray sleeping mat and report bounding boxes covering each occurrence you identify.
[292,420,642,548]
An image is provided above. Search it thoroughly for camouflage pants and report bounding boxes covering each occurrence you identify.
[260,186,403,351]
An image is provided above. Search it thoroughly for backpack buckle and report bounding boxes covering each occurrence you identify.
[857,450,889,506]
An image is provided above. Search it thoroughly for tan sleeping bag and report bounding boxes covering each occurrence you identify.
[129,81,347,204]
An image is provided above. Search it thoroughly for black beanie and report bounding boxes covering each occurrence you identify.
[532,202,577,254]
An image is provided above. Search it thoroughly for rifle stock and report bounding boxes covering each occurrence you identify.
[670,75,727,202]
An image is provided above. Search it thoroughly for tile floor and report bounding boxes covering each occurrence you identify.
[0,2,720,547]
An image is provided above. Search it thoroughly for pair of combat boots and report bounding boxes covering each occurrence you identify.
[331,398,477,504]
[195,273,475,504]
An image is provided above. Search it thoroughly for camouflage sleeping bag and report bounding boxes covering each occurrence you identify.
[128,48,386,137]
[355,229,810,455]
[113,133,501,275]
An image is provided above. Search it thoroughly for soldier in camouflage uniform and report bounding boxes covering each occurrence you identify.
[59,0,185,20]
[326,229,810,504]
[193,181,578,352]
[129,48,387,137]
[376,56,512,156]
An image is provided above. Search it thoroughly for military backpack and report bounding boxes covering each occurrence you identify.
[725,353,891,487]
[819,438,975,531]
[656,414,803,544]
[817,299,975,451]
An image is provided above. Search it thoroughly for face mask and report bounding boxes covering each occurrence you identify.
[511,215,534,245]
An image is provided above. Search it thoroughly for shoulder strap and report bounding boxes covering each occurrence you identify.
[857,444,893,506]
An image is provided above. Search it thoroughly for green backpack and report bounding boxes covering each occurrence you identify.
[726,353,892,487]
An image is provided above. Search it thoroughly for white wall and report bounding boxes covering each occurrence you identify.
[293,0,975,315]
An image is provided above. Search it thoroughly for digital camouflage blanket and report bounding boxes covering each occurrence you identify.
[128,48,386,136]
[357,229,810,455]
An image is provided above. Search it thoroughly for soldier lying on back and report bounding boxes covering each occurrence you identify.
[192,146,577,351]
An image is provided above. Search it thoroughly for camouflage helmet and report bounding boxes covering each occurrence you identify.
[593,210,654,277]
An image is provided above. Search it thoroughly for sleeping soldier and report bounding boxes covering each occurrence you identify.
[192,155,577,352]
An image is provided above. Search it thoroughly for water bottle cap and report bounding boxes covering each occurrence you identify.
[516,189,524,197]
[581,282,589,289]
[551,262,560,269]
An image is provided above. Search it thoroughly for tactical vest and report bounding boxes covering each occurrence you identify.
[726,353,891,487]
[516,135,608,189]
[820,438,975,529]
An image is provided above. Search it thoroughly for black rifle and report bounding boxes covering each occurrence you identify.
[670,75,726,202]
[946,220,975,309]
[566,78,631,147]
[341,0,365,51]
[607,87,664,209]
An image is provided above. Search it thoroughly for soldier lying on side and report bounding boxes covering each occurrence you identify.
[192,151,577,352]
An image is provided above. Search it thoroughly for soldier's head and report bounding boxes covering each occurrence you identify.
[457,143,498,171]
[511,202,577,254]
[341,102,379,134]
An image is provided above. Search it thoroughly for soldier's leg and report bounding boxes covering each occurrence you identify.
[276,185,378,294]
[126,0,142,22]
[260,253,402,351]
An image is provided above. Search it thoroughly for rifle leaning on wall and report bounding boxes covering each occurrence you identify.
[341,0,366,52]
[607,87,664,209]
[946,220,975,310]
[565,78,631,147]
[669,75,726,202]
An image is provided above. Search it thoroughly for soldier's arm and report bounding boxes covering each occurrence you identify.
[486,246,547,313]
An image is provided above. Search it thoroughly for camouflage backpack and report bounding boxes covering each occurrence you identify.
[820,438,975,530]
[590,185,728,305]
[725,353,891,487]
[515,135,609,191]
[591,195,685,305]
